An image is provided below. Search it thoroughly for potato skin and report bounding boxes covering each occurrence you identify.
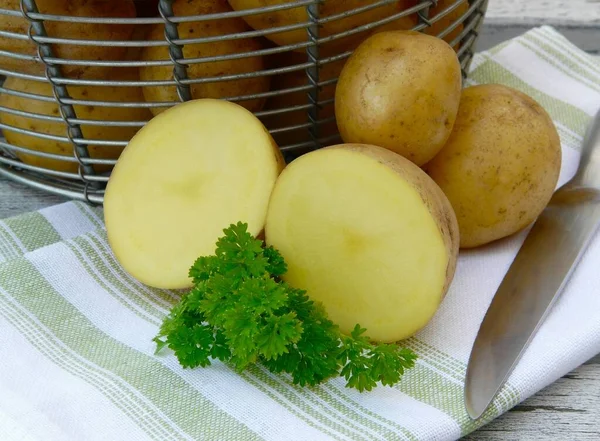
[423,0,468,50]
[261,51,344,147]
[0,71,152,173]
[141,0,269,116]
[425,84,562,248]
[227,0,416,53]
[334,30,462,166]
[0,0,136,78]
[330,144,459,297]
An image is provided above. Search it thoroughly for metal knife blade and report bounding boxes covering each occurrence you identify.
[464,109,600,420]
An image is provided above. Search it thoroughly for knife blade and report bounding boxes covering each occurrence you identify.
[464,109,600,420]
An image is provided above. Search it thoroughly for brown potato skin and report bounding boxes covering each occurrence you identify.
[0,0,136,79]
[0,70,152,173]
[423,0,468,50]
[227,0,416,53]
[140,0,269,117]
[334,30,462,166]
[135,0,159,17]
[425,84,562,248]
[261,51,345,147]
[327,143,459,298]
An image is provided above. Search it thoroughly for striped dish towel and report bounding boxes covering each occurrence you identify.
[1,26,599,441]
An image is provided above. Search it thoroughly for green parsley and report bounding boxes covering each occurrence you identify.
[154,222,417,392]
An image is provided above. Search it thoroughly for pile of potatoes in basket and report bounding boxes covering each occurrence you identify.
[1,2,562,252]
[0,1,559,342]
[0,0,466,172]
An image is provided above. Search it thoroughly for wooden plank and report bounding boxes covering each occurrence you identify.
[486,0,600,25]
[0,175,68,219]
[477,24,600,55]
[463,362,600,440]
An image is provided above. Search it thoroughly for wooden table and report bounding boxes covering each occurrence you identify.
[1,2,599,439]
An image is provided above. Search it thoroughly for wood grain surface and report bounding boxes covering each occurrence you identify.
[487,0,600,25]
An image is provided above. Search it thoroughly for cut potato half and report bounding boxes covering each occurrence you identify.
[265,144,458,342]
[104,99,284,289]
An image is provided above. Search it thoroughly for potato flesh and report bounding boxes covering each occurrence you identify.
[265,148,449,342]
[104,99,283,289]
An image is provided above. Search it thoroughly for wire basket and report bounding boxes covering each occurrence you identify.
[0,0,488,204]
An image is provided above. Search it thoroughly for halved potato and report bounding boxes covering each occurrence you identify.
[265,144,459,342]
[104,99,284,289]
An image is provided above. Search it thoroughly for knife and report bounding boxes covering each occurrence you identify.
[464,109,600,420]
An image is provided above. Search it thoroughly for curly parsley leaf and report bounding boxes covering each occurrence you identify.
[154,222,417,391]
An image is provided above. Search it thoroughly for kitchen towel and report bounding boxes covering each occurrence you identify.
[0,26,599,441]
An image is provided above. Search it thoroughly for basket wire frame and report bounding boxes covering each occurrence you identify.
[0,0,488,204]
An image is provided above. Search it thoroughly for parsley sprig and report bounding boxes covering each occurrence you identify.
[154,222,417,392]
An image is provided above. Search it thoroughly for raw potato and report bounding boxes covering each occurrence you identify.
[335,31,462,166]
[265,144,459,343]
[425,84,562,248]
[261,52,345,147]
[141,0,269,116]
[227,0,416,53]
[261,5,416,148]
[0,71,152,173]
[104,99,285,289]
[0,0,136,78]
[135,0,159,17]
[423,0,469,50]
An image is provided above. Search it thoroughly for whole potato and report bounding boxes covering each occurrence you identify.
[135,0,159,17]
[423,0,469,50]
[140,0,269,116]
[0,70,152,173]
[227,0,416,53]
[261,51,345,147]
[335,30,462,166]
[0,0,136,78]
[425,84,562,248]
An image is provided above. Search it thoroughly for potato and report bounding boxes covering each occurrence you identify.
[265,144,459,342]
[140,0,269,117]
[0,70,152,173]
[135,0,159,17]
[0,0,136,78]
[424,0,469,50]
[425,84,562,248]
[335,31,462,167]
[227,0,416,53]
[261,52,345,147]
[104,99,284,289]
